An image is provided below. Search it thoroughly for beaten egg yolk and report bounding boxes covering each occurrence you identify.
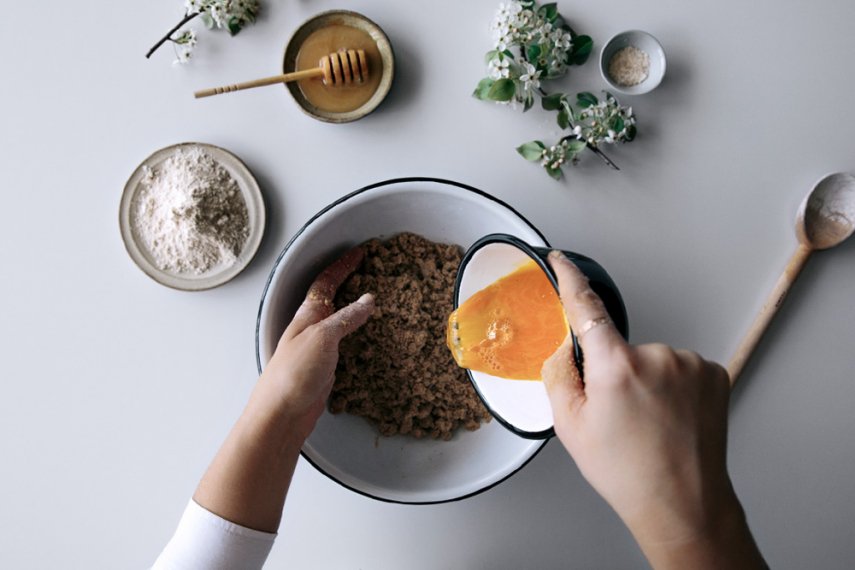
[447,259,569,380]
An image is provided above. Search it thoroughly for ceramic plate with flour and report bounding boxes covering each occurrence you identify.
[119,142,265,291]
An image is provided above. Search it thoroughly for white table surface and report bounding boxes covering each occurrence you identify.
[2,0,854,568]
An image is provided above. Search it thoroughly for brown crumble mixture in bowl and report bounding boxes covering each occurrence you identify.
[330,233,492,441]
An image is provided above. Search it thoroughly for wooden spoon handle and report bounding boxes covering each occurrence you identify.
[194,67,324,99]
[727,243,813,386]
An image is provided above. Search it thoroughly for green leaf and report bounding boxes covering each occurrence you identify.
[228,17,242,35]
[517,141,546,161]
[487,78,516,102]
[541,93,564,111]
[502,49,514,59]
[561,101,576,122]
[539,3,559,22]
[200,12,214,29]
[484,50,498,65]
[567,139,587,153]
[473,78,495,100]
[612,116,625,133]
[557,109,570,130]
[567,35,593,65]
[527,44,542,62]
[523,95,534,112]
[625,125,637,141]
[545,165,563,180]
[173,30,192,44]
[577,91,598,108]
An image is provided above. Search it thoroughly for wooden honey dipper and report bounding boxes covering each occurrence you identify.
[194,49,368,99]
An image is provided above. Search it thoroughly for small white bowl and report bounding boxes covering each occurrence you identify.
[600,30,666,95]
[256,178,549,504]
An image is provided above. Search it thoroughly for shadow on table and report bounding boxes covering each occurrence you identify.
[406,440,650,569]
[369,28,421,118]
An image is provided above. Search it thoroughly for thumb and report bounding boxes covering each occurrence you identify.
[319,293,375,342]
[541,335,586,423]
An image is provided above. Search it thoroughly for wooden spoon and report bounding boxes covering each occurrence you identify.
[194,49,368,99]
[728,172,855,386]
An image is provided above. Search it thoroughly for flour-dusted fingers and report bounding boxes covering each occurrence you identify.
[283,247,364,340]
[319,293,375,343]
[542,334,586,417]
[547,251,628,365]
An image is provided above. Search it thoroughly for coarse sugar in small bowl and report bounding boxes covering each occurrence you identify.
[600,30,666,95]
[119,142,265,291]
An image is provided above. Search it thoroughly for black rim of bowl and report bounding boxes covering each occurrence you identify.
[255,177,551,505]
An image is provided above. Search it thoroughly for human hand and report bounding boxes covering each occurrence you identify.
[254,248,374,439]
[192,249,373,533]
[542,252,765,569]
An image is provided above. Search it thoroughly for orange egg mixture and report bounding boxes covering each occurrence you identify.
[447,259,568,380]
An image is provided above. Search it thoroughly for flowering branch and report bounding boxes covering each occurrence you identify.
[146,0,260,64]
[522,47,620,171]
[520,90,635,178]
[473,0,638,181]
[146,12,199,59]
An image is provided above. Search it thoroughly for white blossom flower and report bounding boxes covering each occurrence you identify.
[536,21,553,41]
[519,61,541,92]
[489,57,511,79]
[173,46,193,65]
[184,0,260,32]
[494,34,511,51]
[491,1,535,49]
[510,7,531,30]
[491,19,512,50]
[491,3,514,46]
[495,2,513,19]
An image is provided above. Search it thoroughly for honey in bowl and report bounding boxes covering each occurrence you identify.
[295,24,383,113]
[447,259,568,380]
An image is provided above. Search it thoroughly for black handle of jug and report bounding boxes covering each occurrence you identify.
[531,246,629,342]
[530,246,629,377]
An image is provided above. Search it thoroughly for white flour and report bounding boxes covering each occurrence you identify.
[132,146,249,275]
[814,179,855,223]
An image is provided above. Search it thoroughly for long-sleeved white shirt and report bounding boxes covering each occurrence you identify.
[152,500,276,570]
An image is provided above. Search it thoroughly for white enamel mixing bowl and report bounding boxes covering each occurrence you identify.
[256,178,550,503]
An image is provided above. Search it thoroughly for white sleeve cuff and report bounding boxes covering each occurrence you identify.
[151,499,276,570]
